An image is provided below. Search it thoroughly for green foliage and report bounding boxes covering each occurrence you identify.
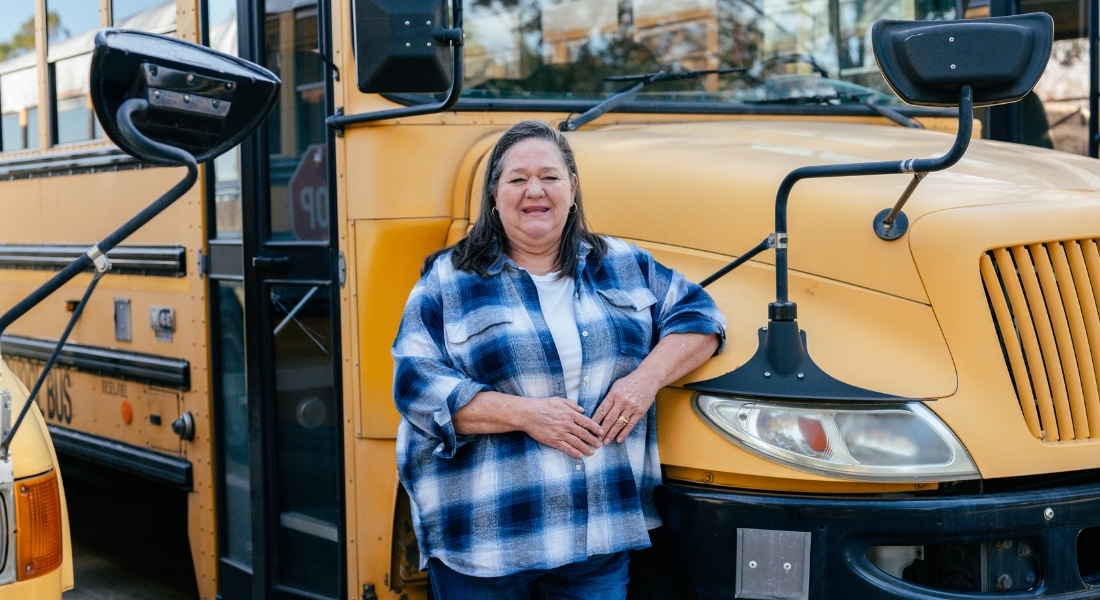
[0,12,66,62]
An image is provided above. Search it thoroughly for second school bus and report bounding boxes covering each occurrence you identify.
[2,0,1100,598]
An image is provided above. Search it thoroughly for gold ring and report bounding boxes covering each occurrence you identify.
[617,415,630,426]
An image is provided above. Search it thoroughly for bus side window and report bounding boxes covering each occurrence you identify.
[0,0,37,152]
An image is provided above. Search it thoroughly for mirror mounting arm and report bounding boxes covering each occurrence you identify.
[689,15,1050,402]
[687,86,975,402]
[0,99,199,341]
[329,0,465,133]
[772,85,973,310]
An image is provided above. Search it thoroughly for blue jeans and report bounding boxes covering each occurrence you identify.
[428,551,630,600]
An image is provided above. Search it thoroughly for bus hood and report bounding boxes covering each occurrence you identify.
[566,121,1100,478]
[556,120,1100,404]
[571,121,1100,304]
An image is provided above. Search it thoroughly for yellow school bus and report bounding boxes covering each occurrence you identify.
[1,0,1099,599]
[0,362,72,598]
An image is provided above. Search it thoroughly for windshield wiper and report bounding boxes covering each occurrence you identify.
[747,92,923,128]
[559,67,747,132]
[745,92,865,106]
[840,92,925,129]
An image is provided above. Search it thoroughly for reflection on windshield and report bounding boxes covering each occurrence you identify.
[462,0,953,105]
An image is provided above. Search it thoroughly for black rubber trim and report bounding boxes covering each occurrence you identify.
[379,93,955,118]
[655,480,1100,598]
[48,425,192,490]
[0,146,141,180]
[0,244,186,277]
[0,334,190,390]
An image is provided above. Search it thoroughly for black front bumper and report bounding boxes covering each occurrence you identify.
[654,480,1100,598]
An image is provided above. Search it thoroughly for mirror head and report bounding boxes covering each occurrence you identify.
[873,13,1053,108]
[353,0,453,93]
[91,28,280,163]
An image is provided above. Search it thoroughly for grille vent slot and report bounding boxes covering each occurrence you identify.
[981,240,1100,442]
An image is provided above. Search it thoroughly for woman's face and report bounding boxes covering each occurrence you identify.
[494,138,576,262]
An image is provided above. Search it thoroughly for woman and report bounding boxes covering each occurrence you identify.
[392,120,725,598]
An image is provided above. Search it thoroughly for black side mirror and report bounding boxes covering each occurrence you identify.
[689,14,1054,403]
[873,13,1053,108]
[91,28,280,164]
[2,29,279,452]
[353,0,458,93]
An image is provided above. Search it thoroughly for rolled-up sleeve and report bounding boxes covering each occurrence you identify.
[392,268,490,458]
[632,244,727,354]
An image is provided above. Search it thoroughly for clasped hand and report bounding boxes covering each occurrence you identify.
[524,371,657,459]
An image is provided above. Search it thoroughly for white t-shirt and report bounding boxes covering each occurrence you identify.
[529,271,583,401]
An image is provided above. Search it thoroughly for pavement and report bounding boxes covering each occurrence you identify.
[59,462,199,600]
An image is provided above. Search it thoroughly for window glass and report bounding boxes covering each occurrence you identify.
[1,67,38,151]
[47,0,99,145]
[46,0,98,49]
[215,282,250,566]
[113,0,177,33]
[45,0,174,147]
[1025,0,1090,155]
[209,4,242,239]
[206,3,249,576]
[266,8,329,242]
[54,53,98,144]
[460,0,950,105]
[208,3,238,53]
[269,283,338,598]
[0,0,37,152]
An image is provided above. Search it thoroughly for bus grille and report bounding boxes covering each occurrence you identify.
[981,240,1100,442]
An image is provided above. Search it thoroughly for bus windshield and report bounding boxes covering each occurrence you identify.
[460,0,954,106]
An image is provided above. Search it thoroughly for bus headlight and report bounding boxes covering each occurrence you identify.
[694,395,979,481]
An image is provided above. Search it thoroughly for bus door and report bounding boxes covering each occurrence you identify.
[207,2,344,598]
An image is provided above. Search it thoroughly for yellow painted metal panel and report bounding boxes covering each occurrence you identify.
[0,361,56,478]
[348,438,427,600]
[354,218,451,440]
[0,559,67,599]
[342,125,508,221]
[1083,240,1100,429]
[1019,244,1075,440]
[995,247,1056,439]
[0,361,74,594]
[1032,243,1085,439]
[912,199,1100,479]
[0,161,215,597]
[981,253,1043,438]
[1057,242,1100,437]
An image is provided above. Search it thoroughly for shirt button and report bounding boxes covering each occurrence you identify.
[575,463,583,471]
[581,331,589,337]
[583,376,589,383]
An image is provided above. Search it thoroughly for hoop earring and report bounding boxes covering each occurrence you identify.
[569,203,577,214]
[491,206,499,217]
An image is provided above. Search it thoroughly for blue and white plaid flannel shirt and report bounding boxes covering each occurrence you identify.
[392,237,726,577]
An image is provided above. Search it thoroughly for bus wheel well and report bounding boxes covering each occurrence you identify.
[390,483,428,592]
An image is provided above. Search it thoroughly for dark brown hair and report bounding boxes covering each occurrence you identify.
[422,120,606,276]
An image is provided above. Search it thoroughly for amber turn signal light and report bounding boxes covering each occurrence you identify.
[15,469,63,580]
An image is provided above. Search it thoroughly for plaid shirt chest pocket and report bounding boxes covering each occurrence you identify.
[595,287,657,358]
[442,305,521,384]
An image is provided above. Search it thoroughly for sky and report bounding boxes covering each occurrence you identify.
[1,1,232,49]
[0,1,37,49]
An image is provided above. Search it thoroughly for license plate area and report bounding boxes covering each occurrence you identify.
[735,528,811,599]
